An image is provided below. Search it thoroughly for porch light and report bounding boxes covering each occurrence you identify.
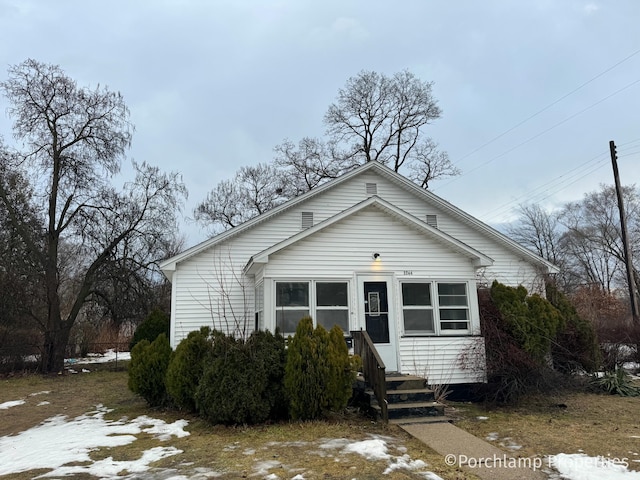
[373,253,381,261]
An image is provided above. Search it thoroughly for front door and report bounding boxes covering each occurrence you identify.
[359,278,398,372]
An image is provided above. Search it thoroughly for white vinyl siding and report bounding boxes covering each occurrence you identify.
[399,337,486,384]
[263,207,475,279]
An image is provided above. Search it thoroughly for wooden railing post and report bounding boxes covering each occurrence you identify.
[351,330,387,423]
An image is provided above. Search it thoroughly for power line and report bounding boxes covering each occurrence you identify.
[451,47,640,167]
[480,153,610,222]
[434,78,640,193]
[479,139,640,223]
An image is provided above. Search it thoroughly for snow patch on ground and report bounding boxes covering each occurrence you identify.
[65,348,131,365]
[0,404,189,478]
[0,399,25,410]
[319,435,438,477]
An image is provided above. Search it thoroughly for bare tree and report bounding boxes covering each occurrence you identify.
[508,204,564,264]
[560,185,640,296]
[0,60,187,372]
[196,70,459,234]
[274,137,355,194]
[324,70,456,183]
[407,138,460,188]
[194,162,291,233]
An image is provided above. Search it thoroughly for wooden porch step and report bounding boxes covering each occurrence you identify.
[384,374,427,391]
[369,387,436,404]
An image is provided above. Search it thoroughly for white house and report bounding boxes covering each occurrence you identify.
[160,161,557,385]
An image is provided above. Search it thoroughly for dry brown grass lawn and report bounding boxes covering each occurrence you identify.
[0,365,477,480]
[449,389,640,470]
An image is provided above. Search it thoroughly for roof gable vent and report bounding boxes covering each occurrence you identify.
[365,182,378,195]
[426,214,438,228]
[301,211,314,229]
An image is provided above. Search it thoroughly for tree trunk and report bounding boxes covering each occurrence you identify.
[41,323,72,373]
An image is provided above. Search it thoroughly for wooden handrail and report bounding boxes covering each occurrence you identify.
[351,330,387,423]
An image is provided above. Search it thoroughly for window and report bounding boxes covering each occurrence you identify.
[276,282,309,335]
[401,283,434,334]
[402,281,470,334]
[275,281,350,336]
[255,282,264,331]
[438,283,469,330]
[316,282,349,332]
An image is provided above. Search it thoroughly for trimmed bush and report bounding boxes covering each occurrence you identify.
[195,329,287,425]
[130,308,170,350]
[284,318,353,419]
[165,327,212,412]
[249,329,288,420]
[285,317,328,420]
[128,333,172,407]
[326,325,354,411]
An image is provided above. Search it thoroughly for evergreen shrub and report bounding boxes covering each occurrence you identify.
[195,329,286,425]
[546,282,600,373]
[128,333,172,407]
[284,317,354,419]
[129,308,170,350]
[490,281,561,362]
[165,327,212,412]
[326,325,355,411]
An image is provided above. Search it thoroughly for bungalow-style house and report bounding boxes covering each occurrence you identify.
[160,161,557,386]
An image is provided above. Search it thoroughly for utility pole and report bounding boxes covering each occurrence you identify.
[610,140,640,323]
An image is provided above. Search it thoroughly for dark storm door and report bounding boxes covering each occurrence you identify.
[362,280,398,371]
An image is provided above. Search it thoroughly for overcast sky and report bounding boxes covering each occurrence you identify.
[1,1,639,247]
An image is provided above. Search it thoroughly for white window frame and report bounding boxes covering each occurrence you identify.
[401,280,472,336]
[273,279,350,336]
[254,281,264,331]
[400,281,435,335]
[437,282,471,333]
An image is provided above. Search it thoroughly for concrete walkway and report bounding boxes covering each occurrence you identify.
[399,421,549,480]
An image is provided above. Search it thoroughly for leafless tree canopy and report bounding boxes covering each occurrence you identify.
[325,70,442,170]
[194,163,291,231]
[196,70,460,233]
[509,185,640,303]
[0,59,187,372]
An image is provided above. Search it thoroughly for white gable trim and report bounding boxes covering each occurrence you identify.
[244,196,494,275]
[160,161,557,276]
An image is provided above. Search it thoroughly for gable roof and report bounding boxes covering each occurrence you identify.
[160,161,558,275]
[244,195,495,274]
